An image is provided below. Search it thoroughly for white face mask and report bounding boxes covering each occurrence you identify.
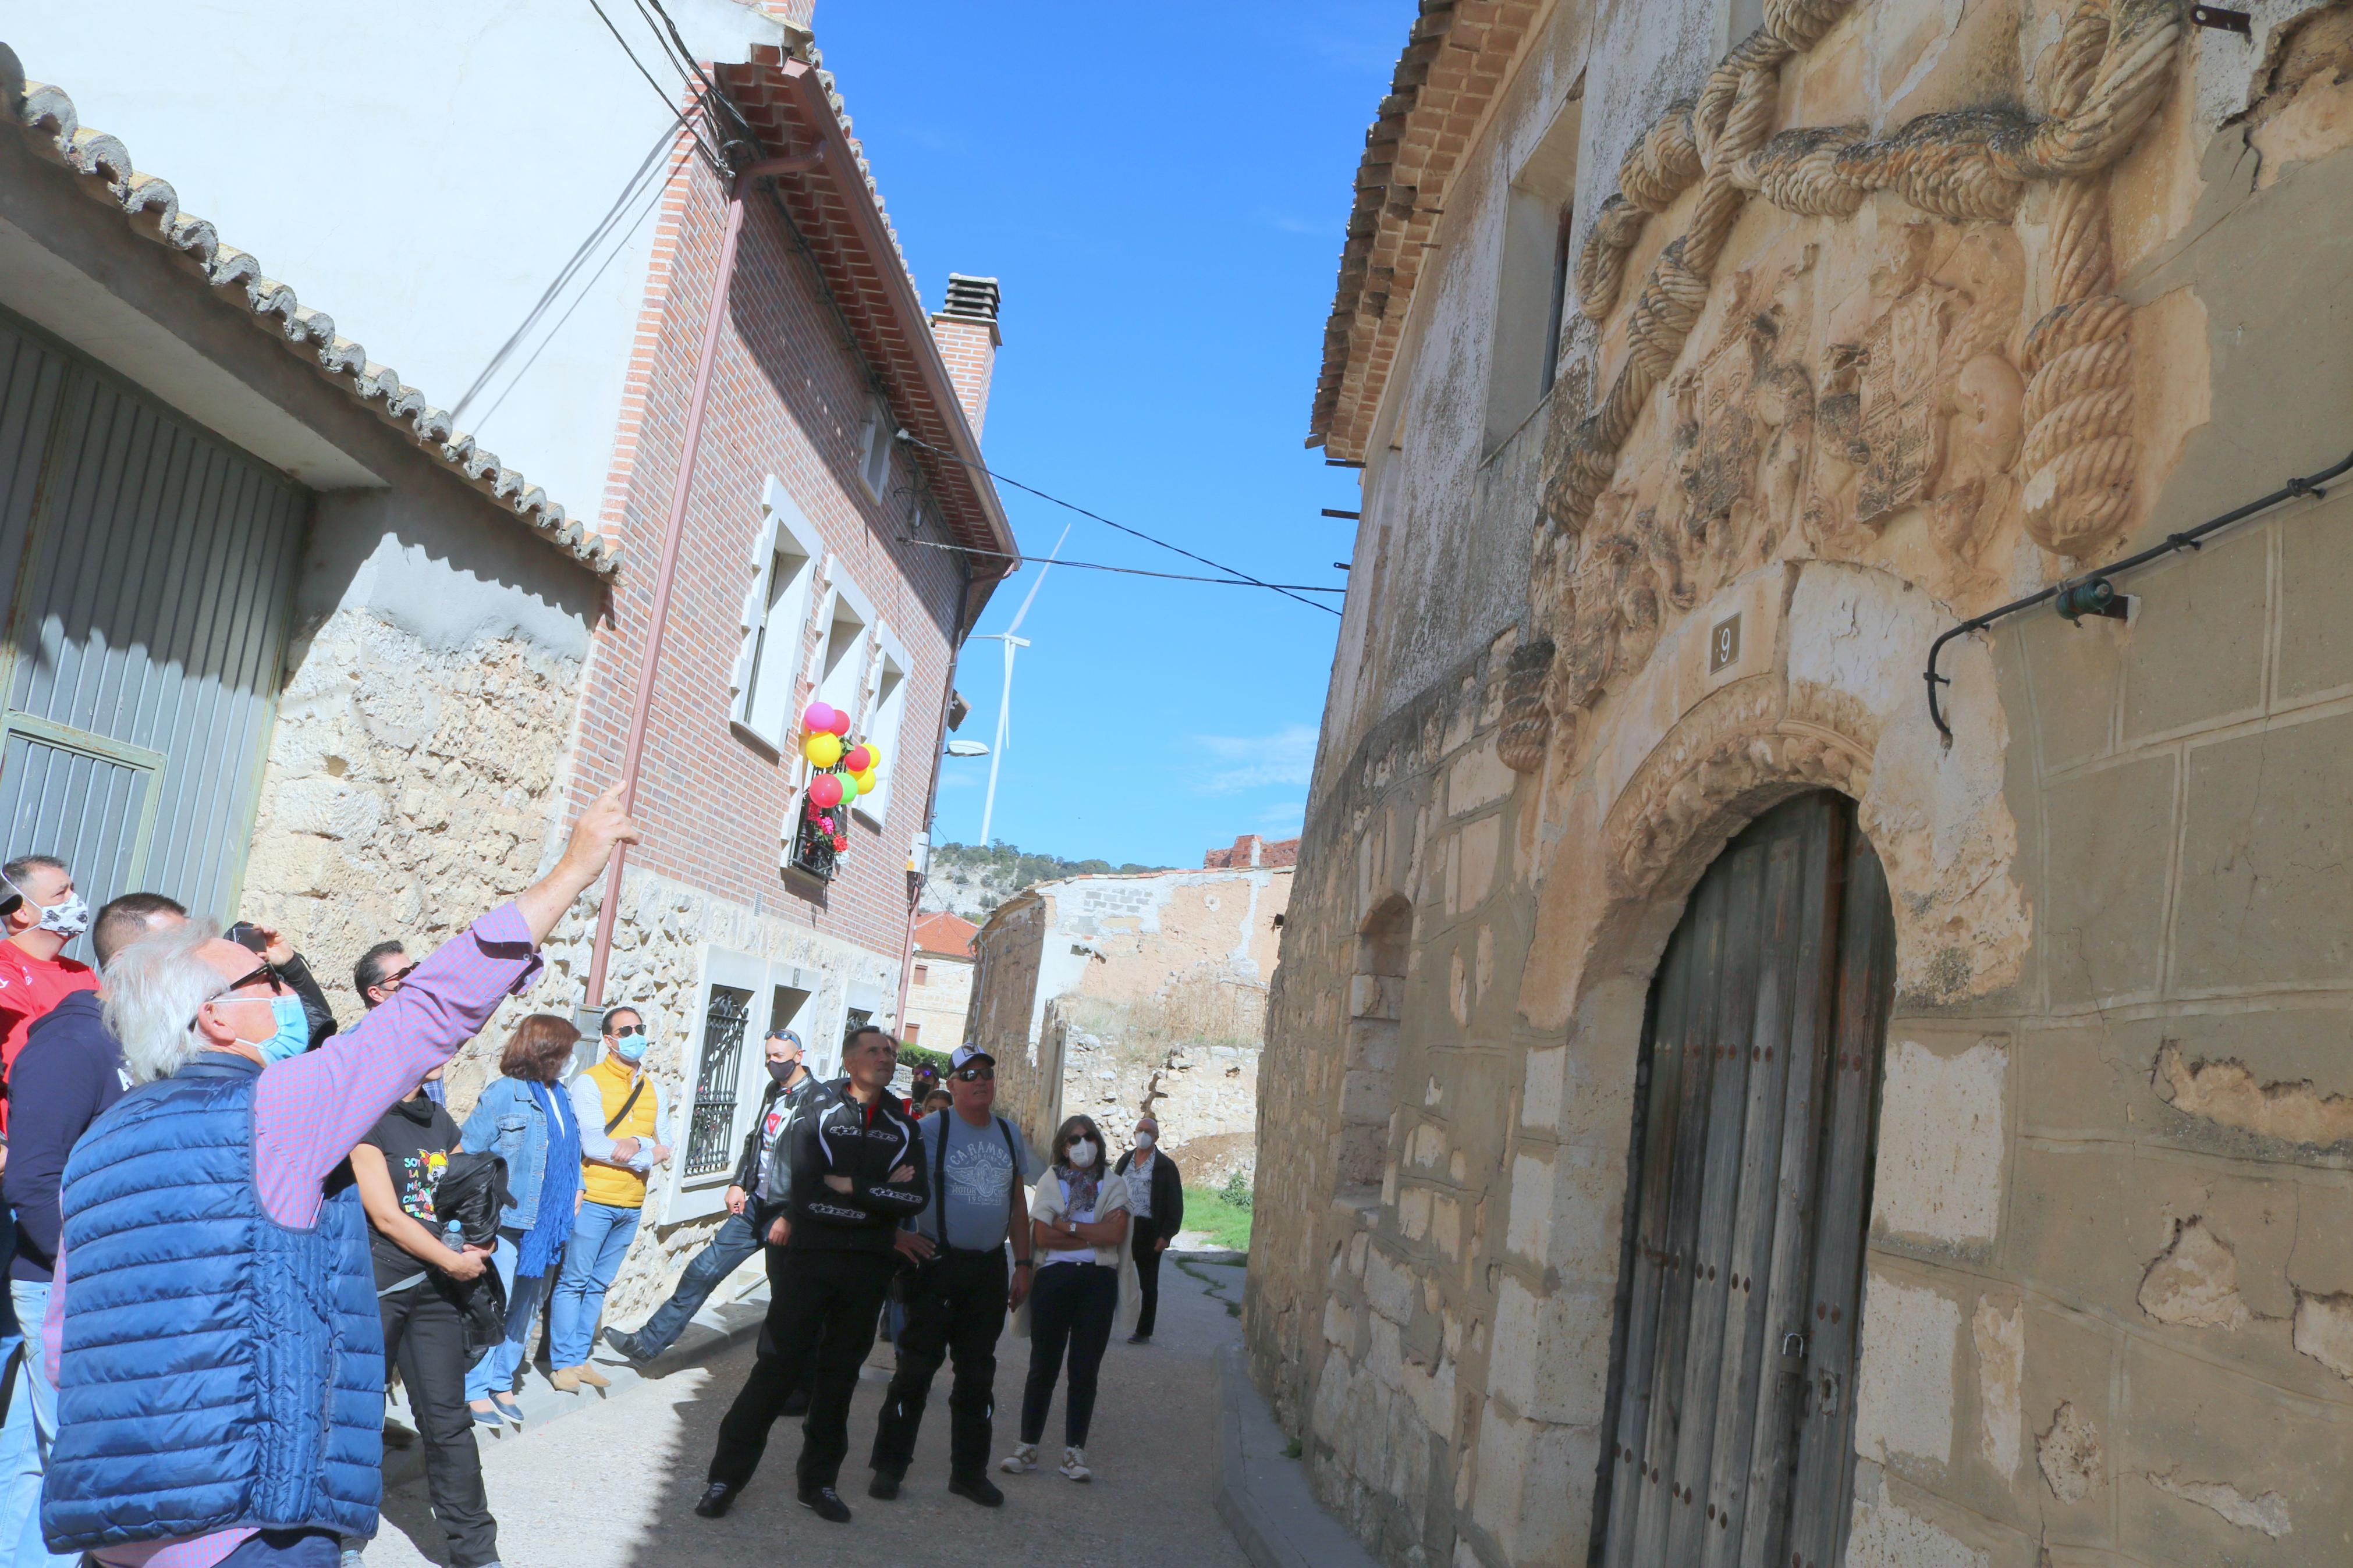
[1134,1130,1155,1150]
[3,874,87,940]
[1065,1138,1098,1170]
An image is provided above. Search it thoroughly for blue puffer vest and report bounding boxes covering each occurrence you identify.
[41,1054,384,1551]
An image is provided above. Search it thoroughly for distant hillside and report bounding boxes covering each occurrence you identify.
[921,840,1168,923]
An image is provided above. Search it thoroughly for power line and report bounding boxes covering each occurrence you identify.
[895,536,1347,593]
[896,432,1342,617]
[585,0,726,172]
[636,0,765,154]
[451,120,683,425]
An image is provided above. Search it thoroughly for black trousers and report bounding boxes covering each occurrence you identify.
[868,1248,1008,1481]
[1130,1218,1169,1336]
[380,1279,498,1568]
[709,1245,895,1492]
[1018,1261,1117,1449]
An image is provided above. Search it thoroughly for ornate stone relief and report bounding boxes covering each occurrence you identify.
[1506,0,2191,777]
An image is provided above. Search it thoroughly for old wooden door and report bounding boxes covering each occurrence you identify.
[1595,791,1895,1568]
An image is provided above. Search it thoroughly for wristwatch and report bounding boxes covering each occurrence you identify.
[1014,1258,1033,1270]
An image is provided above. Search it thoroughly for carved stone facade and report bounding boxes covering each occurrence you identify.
[1261,2,2353,1565]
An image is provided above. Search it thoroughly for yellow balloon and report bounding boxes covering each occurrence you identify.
[861,741,886,771]
[854,768,878,795]
[803,733,843,768]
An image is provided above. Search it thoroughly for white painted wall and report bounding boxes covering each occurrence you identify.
[3,0,790,522]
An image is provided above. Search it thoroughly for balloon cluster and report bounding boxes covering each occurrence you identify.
[798,701,887,854]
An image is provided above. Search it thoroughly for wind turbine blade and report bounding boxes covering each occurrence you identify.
[1003,522,1073,637]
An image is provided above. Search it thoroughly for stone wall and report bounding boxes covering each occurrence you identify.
[1252,2,2353,1566]
[972,868,1289,1181]
[902,950,973,1051]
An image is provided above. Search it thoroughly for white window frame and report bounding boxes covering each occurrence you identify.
[729,478,825,751]
[659,945,827,1225]
[854,621,911,826]
[811,574,874,739]
[858,396,895,499]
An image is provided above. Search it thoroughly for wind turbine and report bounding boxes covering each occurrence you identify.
[973,522,1070,847]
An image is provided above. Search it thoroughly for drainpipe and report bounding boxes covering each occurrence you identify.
[585,150,822,1011]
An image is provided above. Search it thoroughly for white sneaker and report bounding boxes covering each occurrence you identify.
[1059,1446,1091,1482]
[1000,1443,1038,1475]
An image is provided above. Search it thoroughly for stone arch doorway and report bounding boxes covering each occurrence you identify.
[1594,790,1896,1568]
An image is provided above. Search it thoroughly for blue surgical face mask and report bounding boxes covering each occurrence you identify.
[614,1028,649,1064]
[236,993,310,1064]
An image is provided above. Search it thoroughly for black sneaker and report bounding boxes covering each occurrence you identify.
[948,1473,1005,1507]
[1126,1333,1151,1345]
[867,1470,902,1501]
[604,1330,654,1364]
[693,1482,737,1519]
[798,1485,853,1523]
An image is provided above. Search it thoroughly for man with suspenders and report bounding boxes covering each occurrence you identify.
[866,1043,1034,1507]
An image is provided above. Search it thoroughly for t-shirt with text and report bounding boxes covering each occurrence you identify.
[914,1109,1031,1251]
[360,1093,462,1290]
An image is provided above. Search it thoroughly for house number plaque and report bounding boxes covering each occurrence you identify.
[1710,613,1741,674]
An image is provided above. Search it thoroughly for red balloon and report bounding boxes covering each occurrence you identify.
[808,774,844,809]
[827,708,852,737]
[842,745,872,773]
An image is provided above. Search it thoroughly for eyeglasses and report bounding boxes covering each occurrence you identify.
[614,1025,647,1040]
[191,962,286,1026]
[952,1066,994,1082]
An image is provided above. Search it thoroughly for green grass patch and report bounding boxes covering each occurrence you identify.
[1183,1184,1255,1251]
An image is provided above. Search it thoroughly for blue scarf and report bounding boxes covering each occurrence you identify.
[516,1079,581,1279]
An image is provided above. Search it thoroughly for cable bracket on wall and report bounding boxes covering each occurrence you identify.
[1923,445,2353,741]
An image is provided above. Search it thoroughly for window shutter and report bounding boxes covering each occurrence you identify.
[728,506,783,726]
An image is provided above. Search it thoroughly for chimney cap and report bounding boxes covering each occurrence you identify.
[939,274,1002,323]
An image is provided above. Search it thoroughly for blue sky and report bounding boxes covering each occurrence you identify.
[818,1,1414,869]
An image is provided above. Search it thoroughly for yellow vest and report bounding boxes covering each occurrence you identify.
[583,1055,658,1208]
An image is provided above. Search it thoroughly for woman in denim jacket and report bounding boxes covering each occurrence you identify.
[459,1014,583,1428]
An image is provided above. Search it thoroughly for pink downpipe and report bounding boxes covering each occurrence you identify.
[585,153,817,1009]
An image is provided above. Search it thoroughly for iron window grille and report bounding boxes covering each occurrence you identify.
[684,984,753,1178]
[790,801,842,881]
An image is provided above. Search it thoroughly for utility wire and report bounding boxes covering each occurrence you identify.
[637,0,765,152]
[585,0,726,172]
[895,536,1347,593]
[450,120,683,425]
[896,433,1343,617]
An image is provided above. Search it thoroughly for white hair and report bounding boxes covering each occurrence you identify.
[102,918,229,1085]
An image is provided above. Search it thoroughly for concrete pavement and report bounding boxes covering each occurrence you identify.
[359,1254,1257,1567]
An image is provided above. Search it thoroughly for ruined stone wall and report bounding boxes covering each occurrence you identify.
[902,950,974,1051]
[974,869,1289,1180]
[1254,2,2353,1565]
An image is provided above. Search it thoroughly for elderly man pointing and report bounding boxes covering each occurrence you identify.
[38,787,638,1568]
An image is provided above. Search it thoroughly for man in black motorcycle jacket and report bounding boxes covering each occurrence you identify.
[698,1025,927,1524]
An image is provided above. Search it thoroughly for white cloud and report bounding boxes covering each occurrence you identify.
[1257,801,1306,834]
[1193,725,1319,794]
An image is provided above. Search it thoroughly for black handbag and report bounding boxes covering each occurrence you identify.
[433,1151,513,1365]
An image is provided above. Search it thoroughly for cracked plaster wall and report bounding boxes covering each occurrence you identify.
[1250,3,2353,1567]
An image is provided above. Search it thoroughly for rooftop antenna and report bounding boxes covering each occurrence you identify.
[972,522,1070,847]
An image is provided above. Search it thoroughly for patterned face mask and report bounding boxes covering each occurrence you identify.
[2,873,86,938]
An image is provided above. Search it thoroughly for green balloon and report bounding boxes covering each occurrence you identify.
[834,769,860,803]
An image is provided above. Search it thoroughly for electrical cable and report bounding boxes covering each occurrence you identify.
[896,432,1343,617]
[585,0,726,173]
[894,536,1347,593]
[450,120,684,425]
[636,0,765,151]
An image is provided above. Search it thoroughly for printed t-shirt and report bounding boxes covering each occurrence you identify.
[914,1109,1031,1250]
[1128,1150,1157,1219]
[360,1093,461,1290]
[0,943,97,1127]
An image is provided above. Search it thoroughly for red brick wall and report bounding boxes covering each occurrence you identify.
[927,314,996,440]
[579,141,966,962]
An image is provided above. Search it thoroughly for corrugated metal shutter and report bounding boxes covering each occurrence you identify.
[0,308,306,947]
[1595,791,1897,1568]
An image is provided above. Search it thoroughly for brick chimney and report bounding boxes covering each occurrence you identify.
[928,273,1001,441]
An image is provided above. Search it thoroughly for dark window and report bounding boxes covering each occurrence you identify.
[683,984,752,1178]
[1542,204,1573,395]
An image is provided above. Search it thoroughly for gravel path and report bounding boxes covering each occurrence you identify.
[358,1254,1254,1568]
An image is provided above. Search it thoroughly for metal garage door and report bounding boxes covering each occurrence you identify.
[1595,791,1897,1568]
[0,307,305,950]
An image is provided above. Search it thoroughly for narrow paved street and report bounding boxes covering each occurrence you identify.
[361,1256,1253,1568]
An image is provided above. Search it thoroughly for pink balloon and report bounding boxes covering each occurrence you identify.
[827,708,852,737]
[802,701,836,734]
[808,774,844,809]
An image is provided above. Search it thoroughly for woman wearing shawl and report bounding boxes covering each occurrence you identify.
[459,1014,584,1428]
[1003,1114,1133,1482]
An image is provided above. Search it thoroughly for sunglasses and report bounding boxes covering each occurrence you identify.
[614,1025,647,1040]
[191,962,287,1027]
[951,1066,994,1082]
[378,962,420,989]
